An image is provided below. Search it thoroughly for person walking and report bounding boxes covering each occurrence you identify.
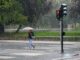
[28,30,35,49]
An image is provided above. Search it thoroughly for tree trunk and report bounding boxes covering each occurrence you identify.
[0,23,4,34]
[15,24,22,33]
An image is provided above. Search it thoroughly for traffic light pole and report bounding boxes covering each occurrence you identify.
[56,3,67,54]
[60,17,64,53]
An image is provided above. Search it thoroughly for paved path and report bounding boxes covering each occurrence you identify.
[0,40,80,60]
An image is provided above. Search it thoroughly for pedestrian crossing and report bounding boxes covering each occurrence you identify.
[0,56,15,59]
[52,57,80,60]
[0,48,48,60]
[52,53,80,60]
[11,52,46,56]
[0,40,80,60]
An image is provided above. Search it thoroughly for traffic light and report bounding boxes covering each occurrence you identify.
[56,9,60,19]
[60,3,67,17]
[56,3,67,20]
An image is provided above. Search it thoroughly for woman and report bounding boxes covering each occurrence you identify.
[28,30,35,49]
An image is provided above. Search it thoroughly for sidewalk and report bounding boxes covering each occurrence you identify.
[0,40,77,44]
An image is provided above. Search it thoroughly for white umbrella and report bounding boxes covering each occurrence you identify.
[22,27,34,31]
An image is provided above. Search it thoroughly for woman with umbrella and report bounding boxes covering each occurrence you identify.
[28,29,35,49]
[22,27,35,49]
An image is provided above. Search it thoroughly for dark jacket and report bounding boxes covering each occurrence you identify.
[28,31,34,39]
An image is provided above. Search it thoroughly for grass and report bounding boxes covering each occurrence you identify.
[0,31,80,40]
[35,31,59,36]
[1,31,80,36]
[65,31,80,36]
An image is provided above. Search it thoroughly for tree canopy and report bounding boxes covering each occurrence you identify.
[0,0,27,25]
[69,0,80,18]
[18,0,52,26]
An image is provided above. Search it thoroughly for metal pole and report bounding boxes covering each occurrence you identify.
[60,18,64,53]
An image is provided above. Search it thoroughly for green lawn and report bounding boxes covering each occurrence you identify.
[3,31,80,37]
[35,31,59,36]
[0,31,80,40]
[3,31,80,36]
[35,31,80,36]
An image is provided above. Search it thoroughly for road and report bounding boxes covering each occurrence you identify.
[0,40,80,60]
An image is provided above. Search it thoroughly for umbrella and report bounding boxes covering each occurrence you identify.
[22,27,34,31]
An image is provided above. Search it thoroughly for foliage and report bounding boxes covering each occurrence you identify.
[19,0,53,26]
[0,0,27,25]
[69,0,80,18]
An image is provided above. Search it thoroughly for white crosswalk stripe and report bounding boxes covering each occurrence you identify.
[1,48,48,56]
[0,56,15,59]
[0,48,48,60]
[11,52,46,56]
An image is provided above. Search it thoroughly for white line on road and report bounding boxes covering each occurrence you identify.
[11,52,48,56]
[0,56,15,59]
[0,40,76,44]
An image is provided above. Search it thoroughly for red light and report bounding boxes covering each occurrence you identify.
[56,9,60,16]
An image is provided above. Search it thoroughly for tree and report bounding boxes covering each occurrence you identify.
[69,0,80,18]
[19,0,52,27]
[0,0,27,33]
[69,0,80,29]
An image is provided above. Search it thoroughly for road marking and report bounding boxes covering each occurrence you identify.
[52,57,80,60]
[0,40,75,44]
[52,54,73,60]
[25,47,51,50]
[0,56,15,59]
[11,52,46,56]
